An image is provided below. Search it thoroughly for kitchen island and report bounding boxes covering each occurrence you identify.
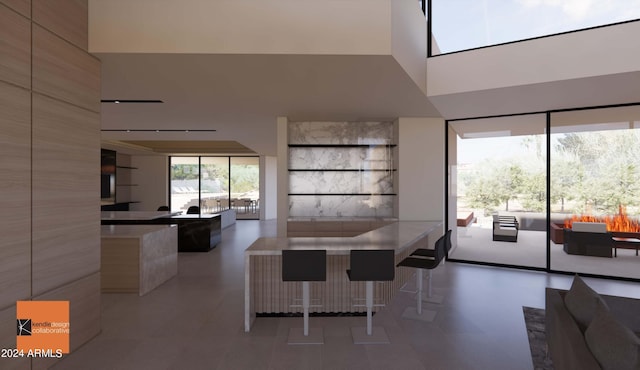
[101,211,221,252]
[244,221,442,331]
[101,224,178,296]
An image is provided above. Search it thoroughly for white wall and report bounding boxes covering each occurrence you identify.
[130,155,169,211]
[263,156,278,220]
[397,117,445,222]
[391,0,427,95]
[276,116,289,236]
[90,0,392,55]
[428,21,640,97]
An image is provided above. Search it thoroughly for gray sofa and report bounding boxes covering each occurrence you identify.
[546,276,640,370]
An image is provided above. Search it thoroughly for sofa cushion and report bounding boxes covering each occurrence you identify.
[572,222,607,233]
[585,301,640,370]
[564,275,608,332]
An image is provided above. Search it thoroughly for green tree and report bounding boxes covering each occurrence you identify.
[553,129,640,215]
[520,170,546,212]
[495,163,525,211]
[550,158,582,212]
[230,165,259,194]
[171,164,199,180]
[461,161,526,215]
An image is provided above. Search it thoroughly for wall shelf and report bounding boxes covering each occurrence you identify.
[116,165,138,169]
[288,144,396,148]
[288,169,396,172]
[288,121,396,218]
[289,193,396,196]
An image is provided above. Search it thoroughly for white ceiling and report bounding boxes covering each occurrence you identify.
[98,52,640,158]
[98,53,442,156]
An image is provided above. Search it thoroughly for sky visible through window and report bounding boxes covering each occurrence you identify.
[432,0,640,54]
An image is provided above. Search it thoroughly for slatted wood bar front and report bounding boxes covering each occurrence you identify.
[244,221,442,331]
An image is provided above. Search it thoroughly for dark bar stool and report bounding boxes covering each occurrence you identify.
[282,249,326,345]
[347,249,395,344]
[408,229,451,304]
[396,234,447,322]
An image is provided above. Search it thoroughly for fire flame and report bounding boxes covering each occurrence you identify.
[564,205,640,232]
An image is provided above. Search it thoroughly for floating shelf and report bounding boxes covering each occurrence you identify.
[288,169,396,172]
[289,193,397,196]
[288,144,396,148]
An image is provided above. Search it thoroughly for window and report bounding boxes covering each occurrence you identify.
[170,156,260,219]
[431,0,640,55]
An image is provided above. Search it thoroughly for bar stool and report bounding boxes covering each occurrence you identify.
[396,234,447,322]
[282,249,326,345]
[408,229,451,304]
[347,249,395,344]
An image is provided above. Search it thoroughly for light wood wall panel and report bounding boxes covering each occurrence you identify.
[32,25,100,113]
[32,93,100,296]
[31,272,101,370]
[0,305,30,370]
[33,0,88,51]
[0,4,31,88]
[0,0,30,18]
[0,82,31,309]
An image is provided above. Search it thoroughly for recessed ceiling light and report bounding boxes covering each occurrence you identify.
[101,129,217,132]
[101,100,164,104]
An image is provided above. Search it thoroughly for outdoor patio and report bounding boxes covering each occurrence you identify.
[452,223,640,280]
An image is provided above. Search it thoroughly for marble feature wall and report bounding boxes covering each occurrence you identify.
[288,121,396,218]
[289,171,393,194]
[289,146,393,170]
[289,121,393,145]
[289,195,394,217]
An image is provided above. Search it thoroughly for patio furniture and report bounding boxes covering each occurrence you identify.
[563,223,612,258]
[612,237,640,257]
[493,215,519,242]
[456,212,474,227]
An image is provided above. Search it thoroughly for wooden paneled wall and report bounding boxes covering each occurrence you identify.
[0,1,101,368]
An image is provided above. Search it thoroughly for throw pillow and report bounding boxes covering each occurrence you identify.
[564,274,608,332]
[585,300,640,370]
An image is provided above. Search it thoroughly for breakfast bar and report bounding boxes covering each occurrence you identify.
[244,221,442,331]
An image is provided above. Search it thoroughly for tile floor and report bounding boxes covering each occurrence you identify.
[53,220,640,370]
[453,225,640,279]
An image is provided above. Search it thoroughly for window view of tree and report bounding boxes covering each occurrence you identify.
[552,129,640,216]
[459,128,640,220]
[450,109,640,277]
[170,156,259,218]
[230,164,259,195]
[459,134,546,217]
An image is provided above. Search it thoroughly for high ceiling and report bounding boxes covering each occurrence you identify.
[98,53,441,156]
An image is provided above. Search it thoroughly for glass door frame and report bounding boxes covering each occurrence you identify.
[445,102,640,283]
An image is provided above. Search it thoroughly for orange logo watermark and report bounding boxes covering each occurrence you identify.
[16,301,69,354]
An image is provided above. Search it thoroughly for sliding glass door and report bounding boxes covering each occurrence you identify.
[170,156,259,219]
[447,114,547,268]
[230,157,260,219]
[200,157,230,214]
[550,105,640,279]
[447,104,640,280]
[169,157,200,213]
